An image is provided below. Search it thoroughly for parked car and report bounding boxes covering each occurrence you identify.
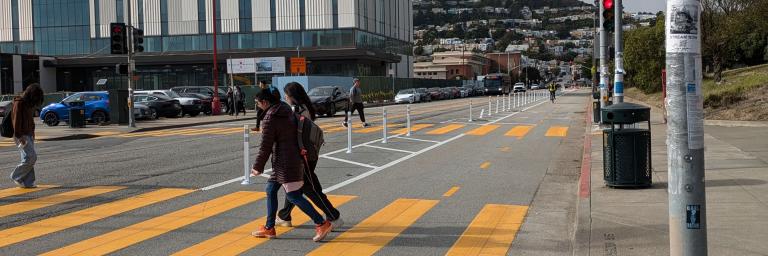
[415,88,431,102]
[530,83,541,90]
[178,92,212,115]
[171,86,228,109]
[427,87,443,100]
[440,88,454,99]
[133,102,156,120]
[40,91,110,127]
[136,90,202,117]
[513,83,527,93]
[133,94,183,118]
[308,86,349,117]
[459,87,471,98]
[395,89,420,104]
[0,100,11,117]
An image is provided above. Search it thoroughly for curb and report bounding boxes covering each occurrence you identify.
[573,97,594,256]
[703,119,768,128]
[131,116,257,133]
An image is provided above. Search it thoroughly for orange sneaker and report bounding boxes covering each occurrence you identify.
[252,225,276,238]
[313,221,332,242]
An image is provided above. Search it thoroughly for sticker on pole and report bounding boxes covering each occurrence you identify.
[686,83,704,149]
[686,204,701,229]
[666,1,700,53]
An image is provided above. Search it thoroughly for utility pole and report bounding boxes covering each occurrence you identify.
[598,0,611,117]
[211,0,222,115]
[592,0,599,93]
[613,0,624,103]
[666,0,707,254]
[126,0,136,128]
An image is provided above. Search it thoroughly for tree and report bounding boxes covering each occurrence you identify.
[492,28,507,40]
[414,46,425,56]
[623,13,665,93]
[702,0,768,81]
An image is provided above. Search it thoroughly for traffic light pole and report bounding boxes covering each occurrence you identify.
[613,0,624,103]
[665,0,707,254]
[126,0,136,128]
[598,0,610,119]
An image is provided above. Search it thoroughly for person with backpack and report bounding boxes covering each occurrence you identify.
[275,82,343,230]
[250,87,332,242]
[4,84,44,188]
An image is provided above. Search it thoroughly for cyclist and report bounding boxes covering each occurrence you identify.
[548,81,557,102]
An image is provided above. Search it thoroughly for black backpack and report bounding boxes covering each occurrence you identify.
[1,109,14,138]
[293,106,324,162]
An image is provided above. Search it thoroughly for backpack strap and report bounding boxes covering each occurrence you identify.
[296,114,308,157]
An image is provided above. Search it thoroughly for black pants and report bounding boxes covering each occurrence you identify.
[235,100,246,115]
[277,160,341,221]
[344,102,366,123]
[226,100,234,115]
[550,91,556,101]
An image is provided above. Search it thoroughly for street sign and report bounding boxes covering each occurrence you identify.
[255,57,286,74]
[226,58,256,74]
[290,57,307,74]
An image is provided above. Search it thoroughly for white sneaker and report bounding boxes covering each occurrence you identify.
[275,217,293,227]
[330,217,344,232]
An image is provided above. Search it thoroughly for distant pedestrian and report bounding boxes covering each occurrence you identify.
[234,85,246,116]
[9,83,44,188]
[226,86,235,115]
[343,78,369,127]
[250,87,332,241]
[276,82,343,230]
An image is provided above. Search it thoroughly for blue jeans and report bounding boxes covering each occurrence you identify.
[11,135,36,187]
[265,180,325,229]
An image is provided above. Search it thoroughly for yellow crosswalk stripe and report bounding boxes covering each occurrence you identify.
[390,124,433,134]
[504,125,534,138]
[0,186,125,218]
[445,204,529,256]
[545,126,569,137]
[325,124,364,133]
[207,127,245,135]
[354,124,401,134]
[172,195,357,256]
[480,162,491,169]
[0,188,193,248]
[0,185,58,199]
[307,198,438,256]
[426,124,465,135]
[41,191,265,256]
[465,125,500,136]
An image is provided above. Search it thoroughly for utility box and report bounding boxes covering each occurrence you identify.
[601,102,652,187]
[68,101,85,128]
[108,89,129,125]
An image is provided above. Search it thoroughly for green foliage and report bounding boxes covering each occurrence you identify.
[623,13,665,93]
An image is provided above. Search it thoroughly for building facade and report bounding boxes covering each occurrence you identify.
[413,51,487,80]
[0,0,413,93]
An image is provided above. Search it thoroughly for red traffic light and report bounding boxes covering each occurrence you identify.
[112,26,122,33]
[603,0,613,9]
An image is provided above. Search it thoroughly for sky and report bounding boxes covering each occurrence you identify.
[581,0,666,13]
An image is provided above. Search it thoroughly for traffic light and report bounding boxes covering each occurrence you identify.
[602,0,614,31]
[133,29,144,52]
[110,23,127,54]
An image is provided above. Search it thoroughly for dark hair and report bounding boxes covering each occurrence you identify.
[21,83,44,107]
[256,86,281,104]
[283,82,316,120]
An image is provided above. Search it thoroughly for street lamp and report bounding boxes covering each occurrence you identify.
[210,0,222,115]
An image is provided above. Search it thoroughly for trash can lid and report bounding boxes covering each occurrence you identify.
[601,102,651,124]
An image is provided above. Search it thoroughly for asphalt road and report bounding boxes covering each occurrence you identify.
[0,89,589,255]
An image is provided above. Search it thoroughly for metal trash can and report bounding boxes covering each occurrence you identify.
[593,101,601,123]
[601,102,652,187]
[69,101,86,128]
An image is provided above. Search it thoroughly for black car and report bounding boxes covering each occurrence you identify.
[179,92,212,115]
[171,86,228,110]
[308,86,349,117]
[133,94,183,118]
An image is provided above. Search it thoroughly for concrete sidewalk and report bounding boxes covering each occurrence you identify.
[576,99,768,255]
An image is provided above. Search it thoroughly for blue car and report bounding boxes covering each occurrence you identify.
[41,91,110,126]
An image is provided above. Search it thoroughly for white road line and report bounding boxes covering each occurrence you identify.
[362,144,417,154]
[320,155,379,169]
[323,134,466,193]
[199,168,271,191]
[392,136,440,143]
[320,135,403,157]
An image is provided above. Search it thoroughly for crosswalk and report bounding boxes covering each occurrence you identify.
[0,186,530,255]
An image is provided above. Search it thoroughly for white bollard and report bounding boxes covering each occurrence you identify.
[469,99,473,122]
[382,108,388,144]
[495,96,500,114]
[479,108,485,119]
[488,96,492,116]
[242,124,251,185]
[346,111,352,153]
[406,104,412,137]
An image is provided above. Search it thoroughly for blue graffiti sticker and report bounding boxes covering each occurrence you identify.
[686,205,701,229]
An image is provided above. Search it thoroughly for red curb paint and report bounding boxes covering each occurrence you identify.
[579,98,592,198]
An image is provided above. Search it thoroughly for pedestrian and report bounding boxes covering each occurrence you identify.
[234,85,246,116]
[250,87,332,241]
[226,86,235,115]
[275,82,343,230]
[9,83,44,188]
[342,78,369,127]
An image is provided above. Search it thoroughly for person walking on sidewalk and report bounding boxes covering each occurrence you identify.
[342,78,369,127]
[275,82,344,230]
[226,86,235,115]
[9,83,44,188]
[548,81,557,103]
[250,87,332,242]
[234,85,246,116]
